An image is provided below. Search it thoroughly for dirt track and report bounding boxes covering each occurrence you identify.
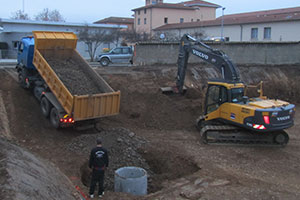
[0,64,300,200]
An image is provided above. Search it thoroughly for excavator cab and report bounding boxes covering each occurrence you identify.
[204,81,245,115]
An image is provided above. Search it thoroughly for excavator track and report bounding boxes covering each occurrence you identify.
[198,123,289,147]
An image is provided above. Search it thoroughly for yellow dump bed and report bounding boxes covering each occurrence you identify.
[32,31,120,121]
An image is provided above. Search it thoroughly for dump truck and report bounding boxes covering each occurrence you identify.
[16,31,120,128]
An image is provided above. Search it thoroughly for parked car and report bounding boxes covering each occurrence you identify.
[97,46,133,66]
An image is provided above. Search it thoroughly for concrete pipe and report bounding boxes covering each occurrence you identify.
[114,166,147,196]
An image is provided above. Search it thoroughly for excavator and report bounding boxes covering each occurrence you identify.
[162,34,295,146]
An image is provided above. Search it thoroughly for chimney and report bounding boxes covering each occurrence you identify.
[146,0,164,6]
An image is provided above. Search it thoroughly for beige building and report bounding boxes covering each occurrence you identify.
[94,17,134,30]
[154,7,300,42]
[132,0,221,36]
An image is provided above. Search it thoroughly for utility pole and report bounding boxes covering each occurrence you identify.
[22,0,25,12]
[221,7,225,40]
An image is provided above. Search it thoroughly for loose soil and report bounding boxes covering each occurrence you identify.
[0,63,300,199]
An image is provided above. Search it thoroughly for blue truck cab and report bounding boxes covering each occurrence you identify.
[16,36,39,88]
[17,36,35,69]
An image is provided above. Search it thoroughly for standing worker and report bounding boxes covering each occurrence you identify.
[89,138,109,199]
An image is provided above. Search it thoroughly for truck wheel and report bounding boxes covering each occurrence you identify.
[100,58,109,66]
[18,69,27,88]
[50,107,60,129]
[41,97,51,117]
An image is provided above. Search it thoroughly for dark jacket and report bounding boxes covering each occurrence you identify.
[89,146,109,170]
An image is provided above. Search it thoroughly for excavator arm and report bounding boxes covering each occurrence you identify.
[175,34,240,93]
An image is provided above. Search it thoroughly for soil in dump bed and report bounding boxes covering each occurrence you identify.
[45,56,103,95]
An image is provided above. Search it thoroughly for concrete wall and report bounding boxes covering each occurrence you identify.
[134,42,300,65]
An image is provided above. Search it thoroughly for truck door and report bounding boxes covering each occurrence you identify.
[205,85,229,120]
[110,47,122,63]
[17,42,24,65]
[122,47,132,63]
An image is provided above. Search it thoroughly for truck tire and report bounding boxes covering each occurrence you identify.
[40,97,51,117]
[50,107,60,129]
[18,68,27,88]
[100,58,109,67]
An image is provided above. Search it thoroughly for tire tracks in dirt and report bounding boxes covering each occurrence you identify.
[0,91,12,140]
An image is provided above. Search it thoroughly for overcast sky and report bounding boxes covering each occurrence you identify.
[0,0,299,23]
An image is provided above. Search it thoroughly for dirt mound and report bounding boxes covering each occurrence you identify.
[0,138,77,200]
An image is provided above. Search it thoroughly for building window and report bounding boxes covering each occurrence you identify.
[13,41,20,49]
[197,19,200,22]
[138,10,140,15]
[251,28,258,40]
[164,17,168,24]
[144,18,147,24]
[264,27,271,39]
[138,18,141,25]
[144,9,147,14]
[191,19,194,22]
[180,18,184,23]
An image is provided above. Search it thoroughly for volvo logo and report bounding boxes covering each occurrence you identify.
[192,49,209,60]
[277,116,290,121]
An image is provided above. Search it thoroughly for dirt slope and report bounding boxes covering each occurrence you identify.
[0,138,77,200]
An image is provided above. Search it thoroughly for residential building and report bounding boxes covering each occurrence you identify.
[94,17,134,30]
[154,6,300,42]
[0,18,126,59]
[132,0,221,36]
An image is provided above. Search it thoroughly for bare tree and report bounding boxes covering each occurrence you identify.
[110,28,123,47]
[121,30,150,43]
[11,10,30,20]
[35,8,65,22]
[78,27,110,61]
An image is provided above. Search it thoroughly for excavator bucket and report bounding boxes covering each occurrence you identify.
[160,86,187,95]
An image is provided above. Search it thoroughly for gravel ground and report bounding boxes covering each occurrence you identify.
[44,55,103,95]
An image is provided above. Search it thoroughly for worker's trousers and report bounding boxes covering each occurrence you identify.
[89,169,105,195]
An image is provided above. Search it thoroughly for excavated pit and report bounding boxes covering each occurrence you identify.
[1,63,300,199]
[79,142,199,194]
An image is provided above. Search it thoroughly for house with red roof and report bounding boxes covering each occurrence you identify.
[132,0,221,36]
[154,6,300,41]
[94,17,134,30]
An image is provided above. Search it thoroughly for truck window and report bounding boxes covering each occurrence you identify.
[231,88,244,103]
[18,42,24,52]
[112,48,121,54]
[206,85,220,114]
[220,86,228,103]
[122,48,129,54]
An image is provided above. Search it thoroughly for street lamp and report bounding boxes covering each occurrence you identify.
[221,7,225,40]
